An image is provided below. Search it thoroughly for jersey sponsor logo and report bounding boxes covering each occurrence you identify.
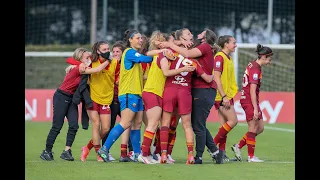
[172,75,188,86]
[174,75,186,82]
[253,73,258,80]
[216,61,221,68]
[135,52,141,57]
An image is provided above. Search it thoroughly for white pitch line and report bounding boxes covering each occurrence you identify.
[237,123,295,133]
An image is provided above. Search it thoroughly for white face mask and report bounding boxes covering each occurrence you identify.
[85,59,92,66]
[109,52,113,59]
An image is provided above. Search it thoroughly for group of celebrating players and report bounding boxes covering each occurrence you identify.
[40,27,273,165]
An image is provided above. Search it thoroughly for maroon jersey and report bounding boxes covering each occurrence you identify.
[191,43,217,89]
[164,52,203,91]
[59,66,81,94]
[213,51,230,72]
[240,60,262,104]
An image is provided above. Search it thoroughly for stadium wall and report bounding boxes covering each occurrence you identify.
[25,89,294,124]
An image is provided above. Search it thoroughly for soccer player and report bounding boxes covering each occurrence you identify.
[212,35,239,163]
[40,47,111,161]
[138,30,195,164]
[158,28,220,164]
[151,32,180,163]
[67,41,118,162]
[101,41,126,161]
[152,31,196,162]
[80,41,118,162]
[97,29,153,162]
[159,28,215,164]
[231,44,273,162]
[119,34,150,162]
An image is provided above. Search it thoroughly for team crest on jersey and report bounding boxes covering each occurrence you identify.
[163,50,177,61]
[135,53,141,57]
[216,61,221,68]
[253,73,258,80]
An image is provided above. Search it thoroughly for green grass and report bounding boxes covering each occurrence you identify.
[26,122,295,180]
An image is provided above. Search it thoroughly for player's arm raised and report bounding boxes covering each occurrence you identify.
[80,60,110,74]
[194,61,214,83]
[159,41,202,58]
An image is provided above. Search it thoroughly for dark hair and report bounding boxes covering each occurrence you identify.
[193,28,219,55]
[138,34,149,55]
[91,41,109,62]
[204,29,219,55]
[175,28,188,40]
[163,32,175,41]
[217,35,233,49]
[123,29,139,48]
[170,31,176,40]
[112,41,126,52]
[256,44,273,58]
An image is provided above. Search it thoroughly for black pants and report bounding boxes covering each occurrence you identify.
[101,100,133,152]
[45,90,79,152]
[191,88,217,157]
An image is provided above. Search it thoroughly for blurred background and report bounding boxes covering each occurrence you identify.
[25,0,295,123]
[25,0,295,91]
[25,0,295,45]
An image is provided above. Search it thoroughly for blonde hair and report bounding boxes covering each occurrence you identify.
[73,47,89,61]
[148,30,165,51]
[65,47,89,74]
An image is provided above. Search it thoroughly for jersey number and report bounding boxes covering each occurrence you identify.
[175,54,193,76]
[242,63,253,87]
[242,71,249,88]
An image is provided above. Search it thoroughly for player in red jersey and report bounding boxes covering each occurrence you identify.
[151,32,184,163]
[159,28,215,164]
[138,31,195,164]
[158,28,220,164]
[40,47,111,161]
[231,44,273,162]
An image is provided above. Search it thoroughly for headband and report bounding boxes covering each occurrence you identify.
[129,32,138,38]
[262,52,273,56]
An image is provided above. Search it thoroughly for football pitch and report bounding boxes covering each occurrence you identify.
[25,122,295,180]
